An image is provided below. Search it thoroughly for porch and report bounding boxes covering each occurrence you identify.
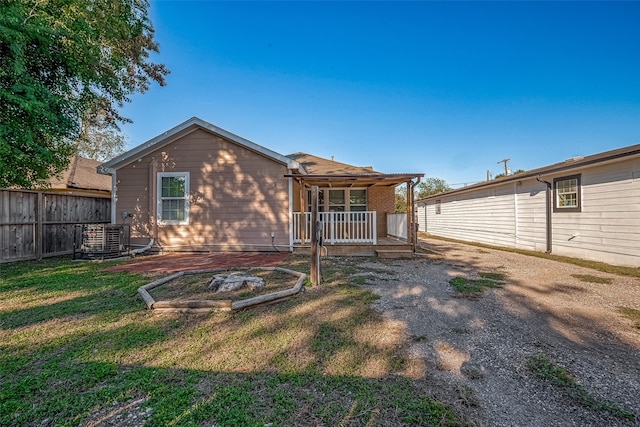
[291,211,412,257]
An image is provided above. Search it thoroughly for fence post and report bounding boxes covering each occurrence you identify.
[35,192,44,261]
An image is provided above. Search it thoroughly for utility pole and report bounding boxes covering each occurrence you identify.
[497,158,510,176]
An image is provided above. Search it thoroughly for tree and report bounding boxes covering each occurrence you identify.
[416,177,451,199]
[74,103,126,161]
[495,169,524,179]
[0,0,168,188]
[395,185,407,212]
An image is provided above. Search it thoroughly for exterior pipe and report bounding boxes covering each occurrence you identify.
[536,175,552,254]
[409,177,421,253]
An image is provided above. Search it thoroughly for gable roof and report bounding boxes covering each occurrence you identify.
[98,117,302,174]
[286,152,379,174]
[419,143,640,200]
[49,156,111,193]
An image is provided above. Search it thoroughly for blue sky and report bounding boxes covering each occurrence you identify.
[120,1,640,187]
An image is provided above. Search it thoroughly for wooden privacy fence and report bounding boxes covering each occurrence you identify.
[0,189,111,263]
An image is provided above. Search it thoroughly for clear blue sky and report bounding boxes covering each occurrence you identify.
[119,1,640,188]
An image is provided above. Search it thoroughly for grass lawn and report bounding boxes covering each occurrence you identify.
[0,255,468,426]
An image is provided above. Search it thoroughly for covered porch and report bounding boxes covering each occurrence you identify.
[287,171,423,256]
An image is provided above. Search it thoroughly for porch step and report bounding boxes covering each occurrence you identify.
[375,249,413,259]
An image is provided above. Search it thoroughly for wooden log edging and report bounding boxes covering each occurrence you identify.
[137,267,307,313]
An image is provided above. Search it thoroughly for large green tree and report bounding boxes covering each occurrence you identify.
[0,0,168,188]
[416,177,451,199]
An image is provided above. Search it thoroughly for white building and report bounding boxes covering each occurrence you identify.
[418,144,640,267]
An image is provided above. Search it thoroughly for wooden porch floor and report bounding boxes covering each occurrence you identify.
[292,236,411,257]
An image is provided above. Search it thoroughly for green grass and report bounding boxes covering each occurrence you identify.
[0,256,467,426]
[448,273,504,298]
[618,306,640,329]
[527,355,634,421]
[571,274,613,284]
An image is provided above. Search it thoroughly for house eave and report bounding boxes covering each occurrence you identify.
[285,173,424,188]
[99,117,302,172]
[418,143,640,202]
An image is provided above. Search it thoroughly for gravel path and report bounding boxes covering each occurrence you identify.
[350,238,640,426]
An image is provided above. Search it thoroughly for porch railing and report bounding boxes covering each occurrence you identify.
[292,211,377,244]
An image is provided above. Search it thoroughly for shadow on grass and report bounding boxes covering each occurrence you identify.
[0,256,470,427]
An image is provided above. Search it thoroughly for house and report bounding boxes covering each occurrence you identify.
[98,117,422,255]
[47,155,111,197]
[417,144,640,267]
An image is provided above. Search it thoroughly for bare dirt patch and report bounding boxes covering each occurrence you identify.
[336,237,640,426]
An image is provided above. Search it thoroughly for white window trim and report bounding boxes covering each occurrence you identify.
[157,172,190,225]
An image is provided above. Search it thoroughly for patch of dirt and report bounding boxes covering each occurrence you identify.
[102,252,290,275]
[339,238,640,426]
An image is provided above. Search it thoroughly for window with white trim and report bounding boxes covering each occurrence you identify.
[553,174,581,212]
[157,172,190,224]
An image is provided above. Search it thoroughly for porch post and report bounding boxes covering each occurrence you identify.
[310,185,321,285]
[299,180,306,244]
[406,182,412,246]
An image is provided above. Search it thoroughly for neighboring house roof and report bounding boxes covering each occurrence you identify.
[419,143,640,201]
[98,117,302,174]
[48,156,111,193]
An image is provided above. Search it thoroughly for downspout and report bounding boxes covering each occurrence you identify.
[536,175,552,254]
[409,177,421,253]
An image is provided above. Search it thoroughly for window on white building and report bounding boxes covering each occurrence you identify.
[554,174,581,212]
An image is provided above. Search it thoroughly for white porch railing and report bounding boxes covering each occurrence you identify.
[292,211,377,244]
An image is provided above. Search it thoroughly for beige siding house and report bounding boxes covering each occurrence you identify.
[99,117,422,255]
[418,144,640,267]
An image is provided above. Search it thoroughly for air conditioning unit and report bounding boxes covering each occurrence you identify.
[80,224,130,259]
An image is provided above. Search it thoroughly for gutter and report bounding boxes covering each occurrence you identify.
[536,175,552,254]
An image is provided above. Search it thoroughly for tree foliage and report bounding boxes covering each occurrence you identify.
[395,185,407,212]
[416,177,451,199]
[74,102,126,161]
[494,169,525,179]
[0,0,168,187]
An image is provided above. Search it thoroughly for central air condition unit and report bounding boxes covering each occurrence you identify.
[80,224,130,260]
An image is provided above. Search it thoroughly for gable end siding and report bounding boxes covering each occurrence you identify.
[114,129,290,250]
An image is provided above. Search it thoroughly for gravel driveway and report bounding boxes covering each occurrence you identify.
[347,238,640,426]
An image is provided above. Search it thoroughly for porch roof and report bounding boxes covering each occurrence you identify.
[286,173,424,188]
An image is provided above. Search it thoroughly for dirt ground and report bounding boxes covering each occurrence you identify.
[103,252,289,274]
[351,237,640,426]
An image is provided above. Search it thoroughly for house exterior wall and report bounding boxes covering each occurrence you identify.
[420,157,640,267]
[369,186,395,238]
[114,128,291,251]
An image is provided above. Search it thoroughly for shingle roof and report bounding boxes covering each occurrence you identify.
[49,156,111,192]
[419,143,640,200]
[286,152,380,175]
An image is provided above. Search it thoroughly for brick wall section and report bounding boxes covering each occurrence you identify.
[368,186,396,237]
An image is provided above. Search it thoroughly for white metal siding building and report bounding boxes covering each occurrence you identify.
[418,144,640,267]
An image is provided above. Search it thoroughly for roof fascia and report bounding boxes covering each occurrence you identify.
[419,145,640,201]
[98,117,301,174]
